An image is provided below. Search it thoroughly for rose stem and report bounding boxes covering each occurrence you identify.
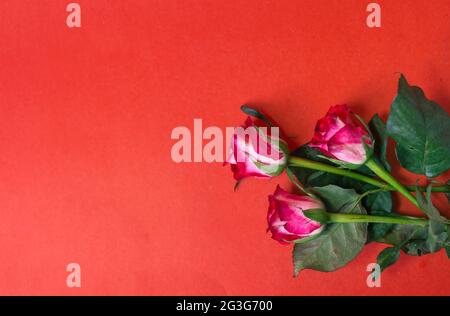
[288,157,450,194]
[365,158,420,209]
[326,213,430,226]
[288,157,391,189]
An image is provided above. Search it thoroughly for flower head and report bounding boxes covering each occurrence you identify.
[309,105,373,166]
[227,117,288,181]
[267,186,324,244]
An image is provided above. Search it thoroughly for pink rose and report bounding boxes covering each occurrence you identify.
[309,104,373,166]
[227,117,288,181]
[267,186,324,244]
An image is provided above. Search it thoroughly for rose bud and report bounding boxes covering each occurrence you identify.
[309,104,374,167]
[226,117,288,182]
[267,186,324,244]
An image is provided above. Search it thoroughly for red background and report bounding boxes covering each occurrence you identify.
[0,0,449,295]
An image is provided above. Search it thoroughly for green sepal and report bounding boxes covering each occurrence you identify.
[240,105,273,127]
[303,209,330,225]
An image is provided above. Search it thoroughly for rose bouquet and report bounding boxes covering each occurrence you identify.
[226,74,450,277]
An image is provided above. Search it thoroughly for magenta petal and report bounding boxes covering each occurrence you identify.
[267,186,324,243]
[328,125,369,164]
[308,104,373,165]
[226,118,287,181]
[285,218,322,236]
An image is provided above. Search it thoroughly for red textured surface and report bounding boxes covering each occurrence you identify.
[0,0,449,295]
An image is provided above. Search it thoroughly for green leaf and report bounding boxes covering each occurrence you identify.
[416,186,443,221]
[386,74,450,177]
[416,187,448,253]
[377,224,434,256]
[365,191,394,242]
[292,185,367,276]
[365,190,392,212]
[402,239,431,256]
[379,224,428,244]
[369,114,391,172]
[426,225,447,253]
[377,247,400,272]
[377,221,448,257]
